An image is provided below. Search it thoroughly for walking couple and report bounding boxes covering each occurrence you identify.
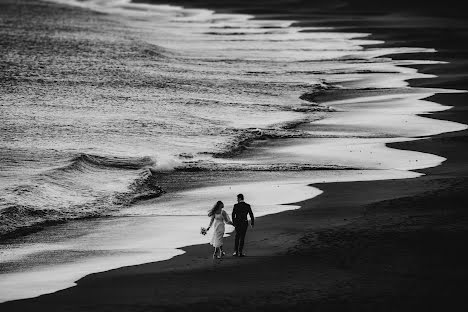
[206,194,255,259]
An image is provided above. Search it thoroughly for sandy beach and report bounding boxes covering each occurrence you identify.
[1,0,468,311]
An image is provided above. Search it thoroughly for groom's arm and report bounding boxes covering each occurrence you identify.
[232,205,236,226]
[248,206,254,227]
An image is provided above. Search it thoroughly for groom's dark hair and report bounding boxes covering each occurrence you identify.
[237,194,244,200]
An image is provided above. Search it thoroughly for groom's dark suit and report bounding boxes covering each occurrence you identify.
[232,201,254,255]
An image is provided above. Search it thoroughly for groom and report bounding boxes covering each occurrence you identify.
[232,193,254,257]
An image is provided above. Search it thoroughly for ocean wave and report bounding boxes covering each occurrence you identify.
[0,151,164,239]
[293,105,336,113]
[206,126,314,158]
[178,94,334,113]
[0,170,164,239]
[209,26,287,29]
[175,161,360,172]
[120,170,166,204]
[192,86,335,159]
[203,31,283,36]
[57,153,155,172]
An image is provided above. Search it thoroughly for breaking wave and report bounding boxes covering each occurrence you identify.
[60,153,155,172]
[0,153,165,238]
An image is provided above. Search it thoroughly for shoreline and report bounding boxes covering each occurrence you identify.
[1,0,468,310]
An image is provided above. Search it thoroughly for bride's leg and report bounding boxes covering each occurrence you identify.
[213,247,218,259]
[219,246,224,257]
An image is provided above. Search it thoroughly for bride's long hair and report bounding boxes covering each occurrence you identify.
[208,201,223,217]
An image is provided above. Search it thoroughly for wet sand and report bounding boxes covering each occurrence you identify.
[2,0,468,311]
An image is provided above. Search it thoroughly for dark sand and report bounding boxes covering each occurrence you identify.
[2,0,468,311]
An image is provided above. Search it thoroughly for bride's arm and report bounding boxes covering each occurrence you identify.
[222,210,233,225]
[207,215,215,230]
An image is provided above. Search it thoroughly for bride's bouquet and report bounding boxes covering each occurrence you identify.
[200,227,208,235]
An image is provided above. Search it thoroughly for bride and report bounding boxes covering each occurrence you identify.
[206,201,233,259]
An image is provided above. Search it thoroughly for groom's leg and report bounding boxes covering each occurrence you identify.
[234,226,240,253]
[238,222,248,254]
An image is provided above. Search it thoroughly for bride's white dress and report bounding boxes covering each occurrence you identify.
[210,210,231,248]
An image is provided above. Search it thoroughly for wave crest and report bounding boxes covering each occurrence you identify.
[59,153,155,172]
[0,159,164,239]
[176,161,359,172]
